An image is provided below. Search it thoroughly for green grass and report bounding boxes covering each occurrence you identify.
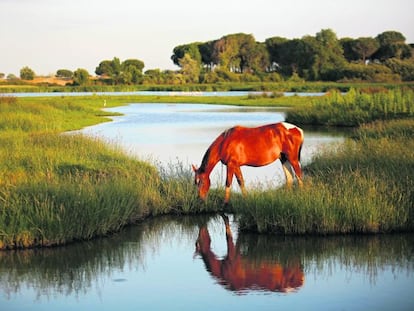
[286,88,414,126]
[234,119,414,234]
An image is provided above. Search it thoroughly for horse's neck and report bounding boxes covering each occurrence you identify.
[200,135,222,175]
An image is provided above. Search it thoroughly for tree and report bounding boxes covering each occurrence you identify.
[179,53,200,83]
[311,29,347,80]
[351,37,379,63]
[265,36,289,71]
[122,59,144,72]
[374,31,412,60]
[275,38,315,77]
[198,40,216,70]
[212,33,262,73]
[171,43,202,67]
[56,69,73,79]
[7,74,18,80]
[340,37,359,62]
[245,42,270,73]
[73,68,89,85]
[144,69,163,84]
[96,57,145,84]
[95,60,114,76]
[213,34,243,71]
[20,66,35,80]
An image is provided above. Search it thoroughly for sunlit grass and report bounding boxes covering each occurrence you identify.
[286,88,414,126]
[234,120,414,234]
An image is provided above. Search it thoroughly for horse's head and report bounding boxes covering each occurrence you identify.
[192,164,211,201]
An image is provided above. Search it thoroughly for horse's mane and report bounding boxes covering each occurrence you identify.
[199,148,211,173]
[199,130,228,173]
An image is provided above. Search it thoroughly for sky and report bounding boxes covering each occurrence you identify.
[1,0,413,76]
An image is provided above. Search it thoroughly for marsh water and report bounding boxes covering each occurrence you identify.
[1,216,413,310]
[79,103,344,188]
[1,103,413,310]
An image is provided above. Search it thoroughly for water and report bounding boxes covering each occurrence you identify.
[4,91,325,97]
[1,215,413,310]
[79,103,344,188]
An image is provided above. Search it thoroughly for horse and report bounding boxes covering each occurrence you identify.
[195,214,304,293]
[192,122,304,203]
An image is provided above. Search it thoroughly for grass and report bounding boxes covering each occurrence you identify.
[0,92,413,249]
[286,88,414,126]
[234,119,414,234]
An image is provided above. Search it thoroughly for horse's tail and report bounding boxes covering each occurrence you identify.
[290,126,304,163]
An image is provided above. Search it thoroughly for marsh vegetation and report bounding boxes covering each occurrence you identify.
[0,90,413,249]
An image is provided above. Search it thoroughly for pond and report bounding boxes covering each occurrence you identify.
[1,215,413,310]
[78,103,344,188]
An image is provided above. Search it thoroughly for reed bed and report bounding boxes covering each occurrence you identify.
[286,88,414,126]
[235,119,414,234]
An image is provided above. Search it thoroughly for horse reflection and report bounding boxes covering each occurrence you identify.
[195,215,304,293]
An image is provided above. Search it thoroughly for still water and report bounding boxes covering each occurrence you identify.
[1,103,413,310]
[1,215,413,310]
[79,103,343,188]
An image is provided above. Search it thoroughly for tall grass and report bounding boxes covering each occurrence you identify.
[235,119,414,234]
[286,88,414,126]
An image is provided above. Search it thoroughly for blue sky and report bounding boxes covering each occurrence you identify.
[1,0,413,76]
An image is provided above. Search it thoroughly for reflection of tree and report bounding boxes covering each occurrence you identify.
[0,215,413,299]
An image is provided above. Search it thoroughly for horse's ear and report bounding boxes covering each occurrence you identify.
[192,164,198,172]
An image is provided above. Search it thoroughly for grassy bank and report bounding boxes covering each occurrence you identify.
[0,95,225,249]
[234,119,414,234]
[0,93,413,249]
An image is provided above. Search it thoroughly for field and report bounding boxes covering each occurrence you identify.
[0,90,413,249]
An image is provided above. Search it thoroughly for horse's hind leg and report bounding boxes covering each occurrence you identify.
[224,166,235,204]
[282,162,294,187]
[234,166,246,196]
[281,153,294,187]
[290,160,303,187]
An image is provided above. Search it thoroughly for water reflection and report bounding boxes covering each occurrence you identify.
[1,216,413,310]
[195,214,304,293]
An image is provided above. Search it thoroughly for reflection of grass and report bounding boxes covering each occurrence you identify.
[0,95,413,249]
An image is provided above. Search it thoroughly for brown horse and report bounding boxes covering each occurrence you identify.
[195,215,304,293]
[192,122,304,203]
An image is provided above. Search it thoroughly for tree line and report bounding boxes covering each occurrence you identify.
[171,29,414,82]
[2,29,413,85]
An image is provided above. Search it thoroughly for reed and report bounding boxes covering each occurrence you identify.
[286,88,414,126]
[235,119,414,234]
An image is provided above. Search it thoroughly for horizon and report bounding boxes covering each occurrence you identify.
[1,0,413,76]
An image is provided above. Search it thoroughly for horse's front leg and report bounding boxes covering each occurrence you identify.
[234,166,246,196]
